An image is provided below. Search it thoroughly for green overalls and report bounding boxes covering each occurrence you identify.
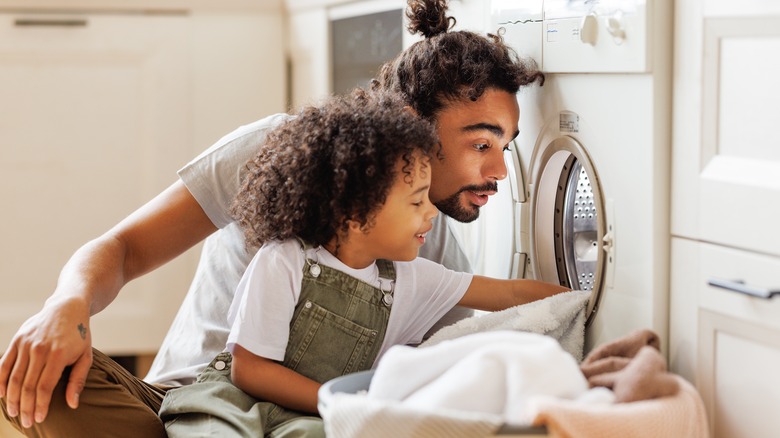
[160,242,395,437]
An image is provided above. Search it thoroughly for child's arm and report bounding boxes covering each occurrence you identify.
[231,344,320,414]
[458,275,571,312]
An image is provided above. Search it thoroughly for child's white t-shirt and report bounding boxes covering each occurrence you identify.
[226,239,473,366]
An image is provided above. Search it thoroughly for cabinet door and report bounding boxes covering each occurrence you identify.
[0,13,199,355]
[671,7,780,255]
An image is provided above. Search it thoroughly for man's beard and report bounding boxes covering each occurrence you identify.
[434,182,498,223]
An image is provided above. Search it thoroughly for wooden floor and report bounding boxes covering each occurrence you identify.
[0,419,24,437]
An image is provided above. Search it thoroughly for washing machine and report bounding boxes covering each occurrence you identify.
[456,0,673,352]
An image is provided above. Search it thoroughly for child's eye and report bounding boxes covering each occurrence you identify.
[412,201,423,207]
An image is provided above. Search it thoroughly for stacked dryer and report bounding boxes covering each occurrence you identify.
[469,0,673,350]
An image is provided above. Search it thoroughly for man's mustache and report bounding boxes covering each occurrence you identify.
[458,182,499,194]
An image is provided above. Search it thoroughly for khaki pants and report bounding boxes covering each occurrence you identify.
[0,349,168,438]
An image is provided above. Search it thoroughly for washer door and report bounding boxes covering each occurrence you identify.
[524,112,610,326]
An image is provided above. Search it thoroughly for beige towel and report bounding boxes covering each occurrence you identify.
[580,329,679,403]
[531,375,709,438]
[581,328,660,374]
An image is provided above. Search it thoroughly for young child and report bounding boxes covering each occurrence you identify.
[158,89,569,437]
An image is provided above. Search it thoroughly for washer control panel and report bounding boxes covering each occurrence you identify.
[492,0,652,73]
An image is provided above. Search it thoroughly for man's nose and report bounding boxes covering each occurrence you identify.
[485,149,508,181]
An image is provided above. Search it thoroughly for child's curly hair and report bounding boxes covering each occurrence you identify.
[372,0,544,120]
[231,89,438,250]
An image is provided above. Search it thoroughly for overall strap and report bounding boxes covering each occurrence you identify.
[295,236,316,252]
[376,259,396,281]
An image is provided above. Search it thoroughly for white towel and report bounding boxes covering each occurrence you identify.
[421,289,591,361]
[370,331,590,424]
[322,331,612,437]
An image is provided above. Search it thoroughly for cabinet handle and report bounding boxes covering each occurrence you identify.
[708,278,780,299]
[15,18,88,27]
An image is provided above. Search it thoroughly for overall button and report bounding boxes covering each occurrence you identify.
[214,360,226,371]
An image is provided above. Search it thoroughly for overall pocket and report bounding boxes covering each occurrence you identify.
[286,299,378,382]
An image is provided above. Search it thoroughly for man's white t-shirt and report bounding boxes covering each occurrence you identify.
[227,240,472,366]
[144,115,474,386]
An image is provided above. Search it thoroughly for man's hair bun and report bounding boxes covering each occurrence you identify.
[405,0,454,39]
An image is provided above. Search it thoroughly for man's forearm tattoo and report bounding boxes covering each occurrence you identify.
[77,323,87,340]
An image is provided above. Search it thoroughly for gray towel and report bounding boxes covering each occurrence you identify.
[421,289,591,361]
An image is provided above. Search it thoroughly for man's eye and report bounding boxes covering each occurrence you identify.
[503,145,512,152]
[474,143,490,152]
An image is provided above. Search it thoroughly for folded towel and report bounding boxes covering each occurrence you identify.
[531,375,709,438]
[581,328,660,374]
[591,346,680,403]
[580,329,679,403]
[421,289,591,361]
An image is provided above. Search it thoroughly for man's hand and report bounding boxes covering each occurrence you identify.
[0,297,93,428]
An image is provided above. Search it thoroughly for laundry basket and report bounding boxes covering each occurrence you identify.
[318,370,550,437]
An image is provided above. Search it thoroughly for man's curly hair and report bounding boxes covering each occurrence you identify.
[231,89,438,250]
[372,0,544,120]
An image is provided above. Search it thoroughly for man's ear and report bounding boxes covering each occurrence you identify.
[403,105,418,118]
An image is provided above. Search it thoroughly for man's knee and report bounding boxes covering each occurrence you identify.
[0,376,69,437]
[1,354,166,438]
[1,395,25,435]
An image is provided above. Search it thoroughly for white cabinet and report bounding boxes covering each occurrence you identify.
[670,1,780,437]
[0,4,285,355]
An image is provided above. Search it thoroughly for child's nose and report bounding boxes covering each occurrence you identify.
[425,198,439,221]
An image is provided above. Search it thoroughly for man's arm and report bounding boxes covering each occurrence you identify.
[0,180,217,428]
[231,344,320,414]
[458,275,571,312]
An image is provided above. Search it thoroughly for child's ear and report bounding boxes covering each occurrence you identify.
[346,219,363,233]
[347,218,371,234]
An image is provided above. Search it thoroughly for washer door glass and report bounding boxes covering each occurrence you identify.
[559,157,599,292]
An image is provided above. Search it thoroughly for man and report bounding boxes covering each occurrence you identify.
[0,0,543,435]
